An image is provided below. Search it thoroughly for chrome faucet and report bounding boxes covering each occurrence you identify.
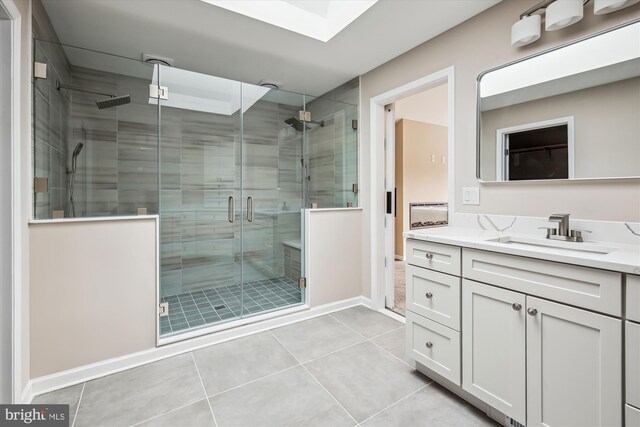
[543,213,591,242]
[549,213,570,237]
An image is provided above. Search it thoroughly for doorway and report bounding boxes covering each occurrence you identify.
[386,84,449,316]
[385,82,449,316]
[369,67,455,313]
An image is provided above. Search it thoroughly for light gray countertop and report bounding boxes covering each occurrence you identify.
[404,226,640,275]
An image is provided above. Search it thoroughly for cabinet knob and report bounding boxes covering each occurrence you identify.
[425,252,434,260]
[425,292,433,299]
[512,303,522,311]
[527,308,538,316]
[425,341,433,349]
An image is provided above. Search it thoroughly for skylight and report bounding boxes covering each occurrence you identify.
[200,0,378,42]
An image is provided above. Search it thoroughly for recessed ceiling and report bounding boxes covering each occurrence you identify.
[201,0,379,42]
[41,0,500,96]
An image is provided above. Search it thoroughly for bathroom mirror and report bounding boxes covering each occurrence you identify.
[477,20,640,182]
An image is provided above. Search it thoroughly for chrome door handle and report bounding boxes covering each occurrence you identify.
[425,252,434,260]
[247,196,254,222]
[527,308,538,316]
[425,292,433,299]
[425,342,433,349]
[228,196,235,223]
[512,303,522,311]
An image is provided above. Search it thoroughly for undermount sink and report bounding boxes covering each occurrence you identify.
[485,235,614,255]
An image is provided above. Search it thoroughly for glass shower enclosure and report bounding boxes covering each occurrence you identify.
[156,66,308,338]
[32,39,359,342]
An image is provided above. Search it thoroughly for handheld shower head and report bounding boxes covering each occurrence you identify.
[70,142,84,172]
[73,142,84,157]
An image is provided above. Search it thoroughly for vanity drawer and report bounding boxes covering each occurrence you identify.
[462,248,622,316]
[628,321,640,409]
[406,264,460,330]
[406,239,461,276]
[627,405,640,427]
[406,311,461,385]
[627,275,640,323]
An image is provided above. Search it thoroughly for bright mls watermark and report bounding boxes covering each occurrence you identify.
[0,405,68,427]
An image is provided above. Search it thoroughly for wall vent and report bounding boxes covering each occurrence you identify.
[506,416,525,427]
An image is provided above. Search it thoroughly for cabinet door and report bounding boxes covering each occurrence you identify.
[526,296,622,427]
[462,279,526,425]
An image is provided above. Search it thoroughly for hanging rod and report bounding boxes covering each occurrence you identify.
[509,143,567,155]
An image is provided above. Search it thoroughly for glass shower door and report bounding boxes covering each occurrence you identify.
[158,66,244,336]
[240,84,306,317]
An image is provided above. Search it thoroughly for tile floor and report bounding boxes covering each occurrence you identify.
[160,277,302,335]
[33,305,499,427]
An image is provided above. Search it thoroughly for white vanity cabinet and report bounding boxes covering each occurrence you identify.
[405,237,627,427]
[405,240,462,385]
[462,280,621,427]
[627,275,640,426]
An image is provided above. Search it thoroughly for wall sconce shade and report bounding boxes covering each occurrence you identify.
[512,14,542,47]
[545,0,584,31]
[594,0,640,14]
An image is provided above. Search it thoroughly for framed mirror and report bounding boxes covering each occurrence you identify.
[477,20,640,182]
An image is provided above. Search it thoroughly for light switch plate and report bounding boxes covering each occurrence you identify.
[462,187,480,205]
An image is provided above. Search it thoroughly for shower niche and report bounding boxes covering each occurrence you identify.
[32,39,359,340]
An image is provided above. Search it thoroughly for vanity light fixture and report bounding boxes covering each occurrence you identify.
[511,0,639,47]
[546,0,584,30]
[594,0,640,14]
[511,14,542,47]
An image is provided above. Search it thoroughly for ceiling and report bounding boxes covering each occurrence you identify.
[41,0,500,96]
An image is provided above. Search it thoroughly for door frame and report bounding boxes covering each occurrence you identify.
[0,0,23,404]
[369,66,455,311]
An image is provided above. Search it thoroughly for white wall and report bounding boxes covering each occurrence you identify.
[360,1,640,298]
[307,209,362,307]
[29,218,157,378]
[0,7,12,404]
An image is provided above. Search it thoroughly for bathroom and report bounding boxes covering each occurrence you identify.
[0,0,639,426]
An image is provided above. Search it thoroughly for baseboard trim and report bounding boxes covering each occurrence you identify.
[20,381,33,404]
[29,296,371,400]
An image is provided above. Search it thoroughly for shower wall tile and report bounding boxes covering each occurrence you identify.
[182,190,204,210]
[161,162,181,190]
[84,189,118,216]
[204,190,234,210]
[33,40,72,219]
[118,189,158,215]
[118,160,158,191]
[35,91,50,143]
[49,148,66,190]
[161,190,182,212]
[305,78,359,209]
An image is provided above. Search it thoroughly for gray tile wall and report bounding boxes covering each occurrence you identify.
[33,40,72,219]
[69,66,158,217]
[160,98,303,297]
[306,78,359,208]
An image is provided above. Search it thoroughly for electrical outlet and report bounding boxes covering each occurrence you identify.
[462,187,480,205]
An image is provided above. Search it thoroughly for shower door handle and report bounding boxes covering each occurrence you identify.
[228,196,235,223]
[247,196,255,222]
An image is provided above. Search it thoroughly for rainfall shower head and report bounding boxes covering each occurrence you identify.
[95,94,131,110]
[285,116,325,132]
[285,117,308,132]
[56,81,130,110]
